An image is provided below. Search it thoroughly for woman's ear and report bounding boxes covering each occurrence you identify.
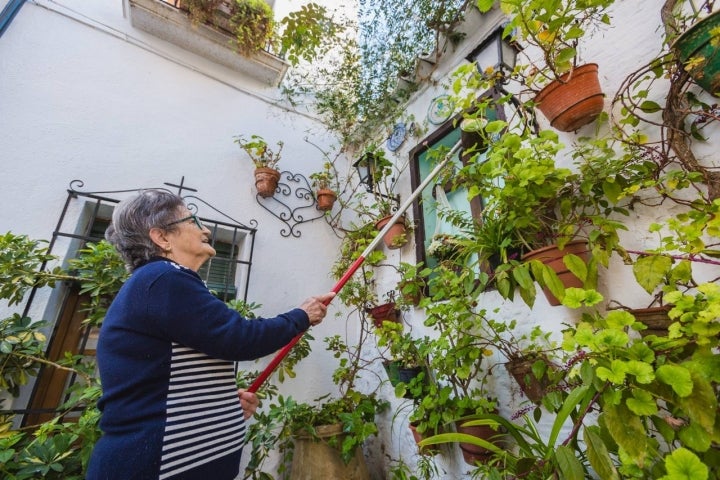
[149,227,171,252]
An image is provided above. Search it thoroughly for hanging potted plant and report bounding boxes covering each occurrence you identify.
[234,134,283,198]
[366,291,400,328]
[486,0,617,131]
[482,319,564,404]
[374,320,428,399]
[181,0,274,54]
[373,199,410,249]
[395,261,430,308]
[309,163,338,212]
[462,127,589,306]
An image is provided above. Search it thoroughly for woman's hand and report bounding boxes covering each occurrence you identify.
[238,389,259,419]
[300,292,335,326]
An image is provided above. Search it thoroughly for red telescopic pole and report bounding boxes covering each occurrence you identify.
[247,141,462,393]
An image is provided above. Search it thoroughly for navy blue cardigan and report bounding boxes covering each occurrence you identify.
[87,259,310,479]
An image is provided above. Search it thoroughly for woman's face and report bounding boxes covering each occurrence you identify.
[163,207,216,271]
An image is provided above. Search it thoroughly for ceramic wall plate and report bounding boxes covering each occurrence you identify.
[427,95,455,125]
[386,123,407,151]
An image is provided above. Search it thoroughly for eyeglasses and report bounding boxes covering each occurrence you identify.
[164,214,204,230]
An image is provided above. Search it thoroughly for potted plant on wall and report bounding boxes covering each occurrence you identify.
[234,134,283,198]
[481,319,564,404]
[481,0,616,131]
[458,125,591,307]
[374,320,428,399]
[394,261,430,308]
[309,162,338,211]
[366,291,401,328]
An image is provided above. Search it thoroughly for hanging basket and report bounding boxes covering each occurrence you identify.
[291,423,370,480]
[254,167,280,198]
[315,188,337,211]
[672,10,720,97]
[367,302,400,328]
[375,215,409,249]
[383,361,425,398]
[534,63,605,132]
[522,240,590,306]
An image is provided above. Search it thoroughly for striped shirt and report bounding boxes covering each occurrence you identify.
[87,258,310,480]
[159,345,246,478]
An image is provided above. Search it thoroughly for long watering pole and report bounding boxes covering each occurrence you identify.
[247,140,462,393]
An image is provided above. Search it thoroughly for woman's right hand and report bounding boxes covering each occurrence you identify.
[300,292,335,326]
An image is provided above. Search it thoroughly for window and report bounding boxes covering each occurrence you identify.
[22,189,255,426]
[409,92,504,277]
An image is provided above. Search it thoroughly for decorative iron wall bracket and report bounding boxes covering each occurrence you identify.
[255,170,327,238]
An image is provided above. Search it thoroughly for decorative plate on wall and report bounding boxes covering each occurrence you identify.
[427,95,455,125]
[386,123,407,151]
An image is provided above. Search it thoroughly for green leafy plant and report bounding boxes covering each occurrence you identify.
[0,237,124,478]
[394,261,430,309]
[234,134,283,169]
[309,162,336,191]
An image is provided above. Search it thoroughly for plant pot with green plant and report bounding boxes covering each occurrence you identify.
[181,0,274,54]
[309,162,338,211]
[394,261,430,308]
[234,134,283,198]
[375,212,410,249]
[481,319,565,404]
[456,125,593,307]
[374,320,429,398]
[482,0,617,131]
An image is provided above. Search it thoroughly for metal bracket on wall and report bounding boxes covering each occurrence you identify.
[256,171,326,238]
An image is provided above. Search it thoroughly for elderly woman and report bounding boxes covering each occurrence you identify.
[86,189,333,480]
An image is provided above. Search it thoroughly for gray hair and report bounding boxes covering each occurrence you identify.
[105,189,186,271]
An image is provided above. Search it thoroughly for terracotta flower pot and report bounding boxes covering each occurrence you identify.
[506,356,551,404]
[534,63,605,132]
[315,188,337,211]
[409,421,440,455]
[631,306,673,337]
[375,215,408,249]
[367,302,400,328]
[673,10,720,97]
[455,421,498,465]
[254,167,280,198]
[522,240,590,306]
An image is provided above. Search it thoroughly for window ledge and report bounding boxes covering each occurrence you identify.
[128,0,289,86]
